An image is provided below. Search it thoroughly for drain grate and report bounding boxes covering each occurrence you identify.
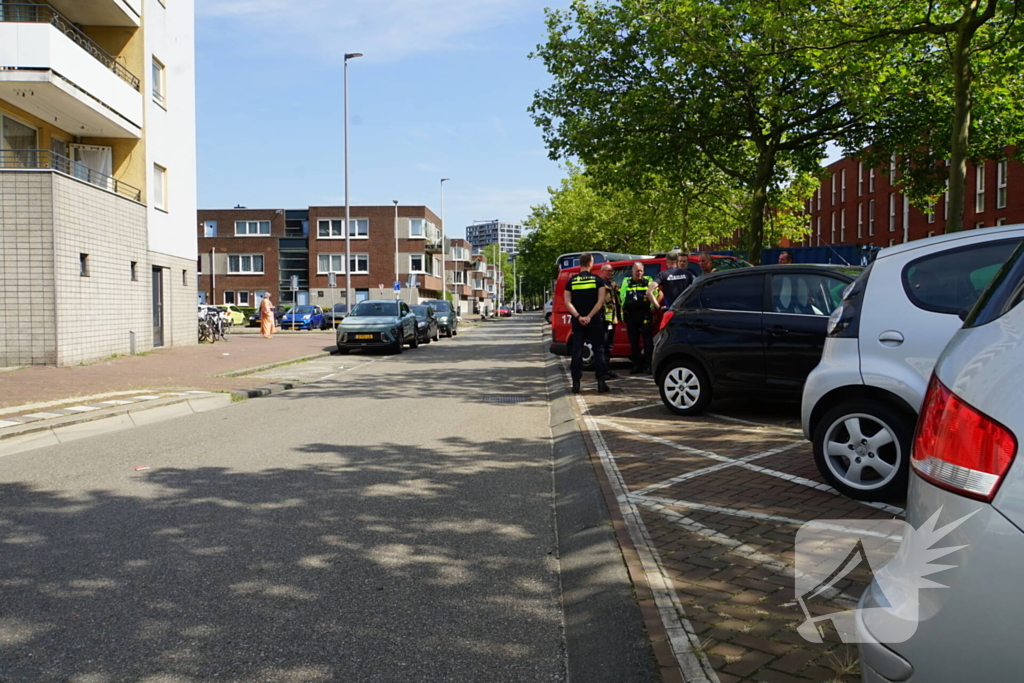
[482,395,531,403]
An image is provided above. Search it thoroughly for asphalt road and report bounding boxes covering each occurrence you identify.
[0,316,569,682]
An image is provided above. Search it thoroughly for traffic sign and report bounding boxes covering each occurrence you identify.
[327,272,337,288]
[290,275,299,292]
[393,281,401,292]
[378,284,385,294]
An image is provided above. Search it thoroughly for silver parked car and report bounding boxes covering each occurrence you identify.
[801,225,1024,501]
[857,240,1024,682]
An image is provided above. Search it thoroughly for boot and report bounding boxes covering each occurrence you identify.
[572,379,581,394]
[597,380,610,393]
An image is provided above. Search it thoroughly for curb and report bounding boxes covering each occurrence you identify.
[0,393,233,459]
[545,352,660,683]
[217,351,333,378]
[231,381,300,400]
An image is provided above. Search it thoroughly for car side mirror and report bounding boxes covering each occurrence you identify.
[958,307,971,322]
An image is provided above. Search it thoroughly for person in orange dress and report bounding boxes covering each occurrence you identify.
[259,294,275,338]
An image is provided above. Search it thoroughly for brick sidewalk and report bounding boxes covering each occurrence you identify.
[0,331,336,410]
[568,363,904,683]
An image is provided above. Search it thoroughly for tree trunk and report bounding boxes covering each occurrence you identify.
[744,149,776,265]
[946,20,975,233]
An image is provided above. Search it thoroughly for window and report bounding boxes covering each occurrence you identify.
[857,204,863,238]
[928,231,935,238]
[349,253,369,273]
[840,208,846,242]
[869,168,875,193]
[410,218,426,237]
[224,291,235,304]
[182,269,187,286]
[51,136,68,159]
[410,254,425,272]
[976,164,986,213]
[238,291,250,305]
[868,199,875,236]
[888,239,896,246]
[153,164,167,210]
[227,254,265,274]
[80,253,89,277]
[927,206,936,224]
[204,220,217,237]
[902,239,1021,314]
[152,58,166,106]
[831,174,836,205]
[890,153,897,180]
[317,218,368,238]
[453,271,465,284]
[889,194,896,232]
[997,160,1008,209]
[235,220,270,236]
[997,217,1007,226]
[318,254,345,273]
[816,216,821,245]
[131,261,138,281]
[433,257,441,275]
[831,212,836,244]
[816,189,821,210]
[858,162,863,196]
[944,180,950,220]
[975,221,985,230]
[771,274,844,316]
[841,169,846,202]
[697,275,764,312]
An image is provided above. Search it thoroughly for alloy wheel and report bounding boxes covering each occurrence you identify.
[822,413,901,492]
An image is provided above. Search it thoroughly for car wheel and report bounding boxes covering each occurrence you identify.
[393,338,403,354]
[545,312,552,324]
[452,326,457,337]
[423,331,431,344]
[336,348,349,355]
[409,329,419,348]
[433,328,440,342]
[579,339,595,371]
[446,327,453,338]
[658,358,712,416]
[812,400,913,502]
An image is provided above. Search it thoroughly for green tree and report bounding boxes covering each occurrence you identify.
[531,0,859,263]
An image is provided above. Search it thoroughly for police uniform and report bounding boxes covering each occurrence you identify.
[621,274,655,373]
[601,275,622,377]
[564,270,609,387]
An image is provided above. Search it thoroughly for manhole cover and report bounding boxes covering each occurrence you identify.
[482,396,531,403]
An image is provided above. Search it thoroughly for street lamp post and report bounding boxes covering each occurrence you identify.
[440,178,449,303]
[343,52,363,311]
[393,199,399,300]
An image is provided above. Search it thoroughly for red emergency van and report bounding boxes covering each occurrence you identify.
[549,254,749,365]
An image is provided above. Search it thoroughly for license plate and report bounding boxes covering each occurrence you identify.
[355,334,373,340]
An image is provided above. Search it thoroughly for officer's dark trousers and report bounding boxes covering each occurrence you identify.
[626,316,653,371]
[570,318,607,381]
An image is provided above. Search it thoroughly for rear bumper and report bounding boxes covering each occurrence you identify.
[550,341,569,356]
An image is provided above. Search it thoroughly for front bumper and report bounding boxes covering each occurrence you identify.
[336,329,400,348]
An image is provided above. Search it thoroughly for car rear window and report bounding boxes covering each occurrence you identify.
[966,241,1024,327]
[697,274,764,312]
[902,238,1021,315]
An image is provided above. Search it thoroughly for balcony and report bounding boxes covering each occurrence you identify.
[0,5,143,138]
[0,149,142,201]
[425,239,444,253]
[46,0,141,27]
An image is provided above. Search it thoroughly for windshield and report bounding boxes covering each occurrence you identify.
[351,302,399,317]
[333,304,348,312]
[411,306,430,317]
[424,301,451,312]
[712,257,751,270]
[289,306,316,315]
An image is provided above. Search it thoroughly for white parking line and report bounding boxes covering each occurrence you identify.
[602,402,665,417]
[629,442,803,497]
[575,395,720,683]
[708,412,804,435]
[598,416,802,437]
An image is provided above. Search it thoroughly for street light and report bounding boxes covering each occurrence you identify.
[393,199,399,300]
[343,52,363,311]
[440,178,450,303]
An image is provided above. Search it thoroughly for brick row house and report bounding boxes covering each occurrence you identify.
[197,207,498,313]
[696,149,1024,258]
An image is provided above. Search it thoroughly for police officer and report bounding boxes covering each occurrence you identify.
[564,253,609,394]
[647,250,695,312]
[598,262,621,380]
[621,261,655,374]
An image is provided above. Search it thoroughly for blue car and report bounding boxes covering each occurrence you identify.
[281,305,325,330]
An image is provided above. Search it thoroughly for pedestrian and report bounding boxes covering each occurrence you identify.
[598,262,622,380]
[697,251,716,278]
[259,293,275,338]
[778,250,794,265]
[647,250,695,312]
[621,261,655,374]
[564,252,609,394]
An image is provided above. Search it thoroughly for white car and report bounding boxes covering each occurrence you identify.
[801,224,1024,501]
[857,240,1024,682]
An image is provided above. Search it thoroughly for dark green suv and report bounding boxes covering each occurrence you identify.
[420,300,458,337]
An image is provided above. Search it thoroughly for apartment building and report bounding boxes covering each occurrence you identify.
[0,0,197,365]
[465,219,524,256]
[198,206,498,312]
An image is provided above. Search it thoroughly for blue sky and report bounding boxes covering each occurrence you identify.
[196,0,571,239]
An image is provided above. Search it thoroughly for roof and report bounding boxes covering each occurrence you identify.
[876,223,1024,260]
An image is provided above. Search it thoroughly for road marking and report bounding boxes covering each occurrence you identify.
[602,402,665,417]
[629,442,803,497]
[708,412,804,435]
[575,394,719,683]
[632,495,903,541]
[598,416,803,437]
[601,420,904,516]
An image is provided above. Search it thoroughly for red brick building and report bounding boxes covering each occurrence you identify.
[197,207,497,314]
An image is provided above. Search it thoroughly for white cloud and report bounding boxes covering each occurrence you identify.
[200,0,549,62]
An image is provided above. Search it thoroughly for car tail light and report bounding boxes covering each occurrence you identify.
[658,311,675,332]
[912,375,1018,502]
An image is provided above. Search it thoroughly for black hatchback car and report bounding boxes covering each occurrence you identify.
[652,265,861,415]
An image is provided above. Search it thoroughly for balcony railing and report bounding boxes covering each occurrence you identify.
[0,150,142,201]
[0,4,141,91]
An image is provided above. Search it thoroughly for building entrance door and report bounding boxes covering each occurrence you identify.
[152,267,164,347]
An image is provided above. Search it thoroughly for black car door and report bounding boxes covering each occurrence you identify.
[681,273,766,390]
[763,271,848,392]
